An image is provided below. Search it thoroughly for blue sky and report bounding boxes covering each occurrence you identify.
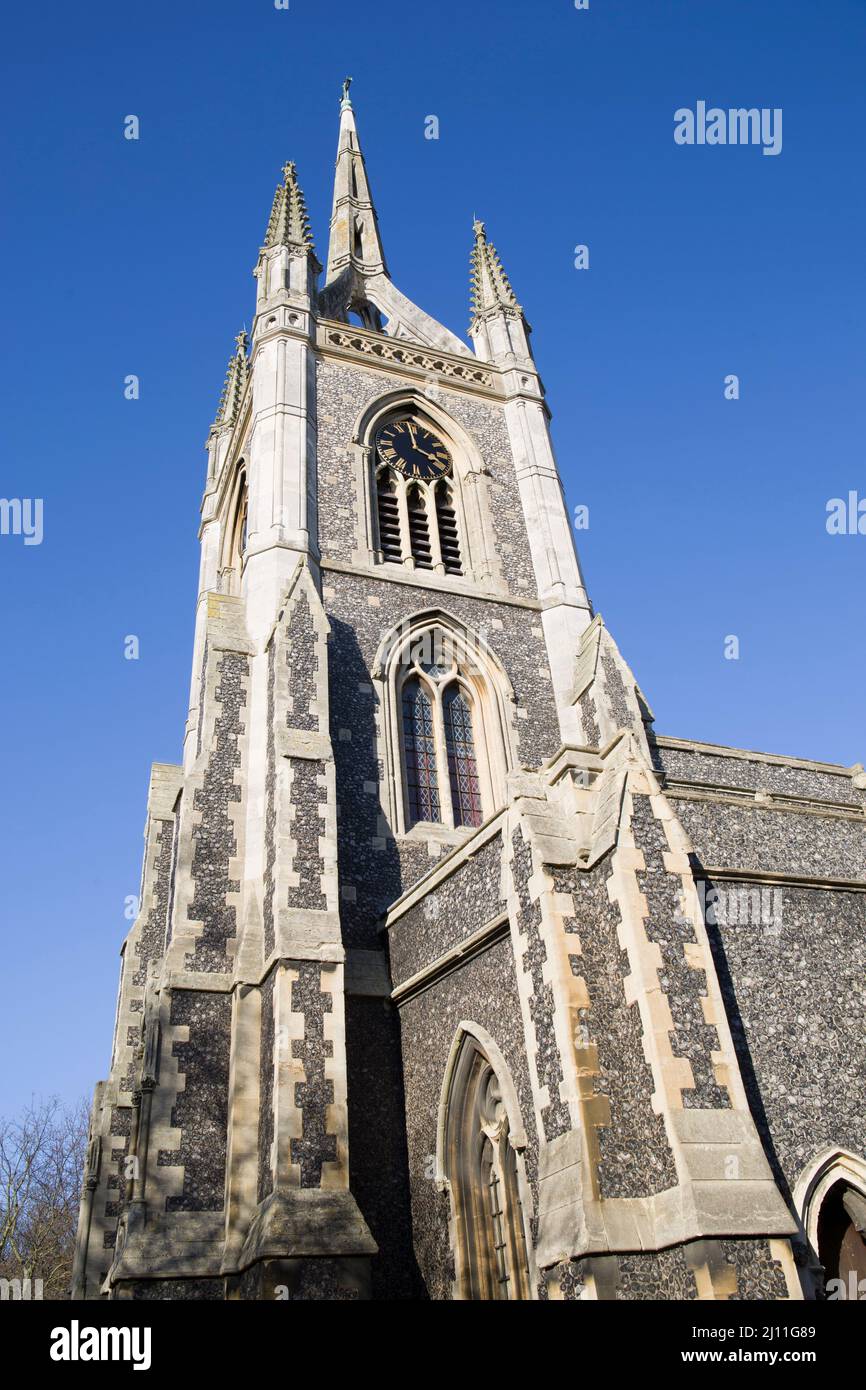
[1,0,863,1116]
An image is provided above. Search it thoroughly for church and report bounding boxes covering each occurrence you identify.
[72,82,866,1301]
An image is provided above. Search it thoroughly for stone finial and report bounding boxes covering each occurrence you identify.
[213,329,251,430]
[263,160,316,254]
[469,217,522,323]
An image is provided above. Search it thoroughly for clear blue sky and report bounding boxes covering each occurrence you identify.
[1,0,863,1116]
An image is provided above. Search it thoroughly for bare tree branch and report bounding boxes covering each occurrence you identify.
[0,1096,88,1298]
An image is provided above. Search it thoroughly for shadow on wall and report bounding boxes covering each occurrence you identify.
[328,616,427,1298]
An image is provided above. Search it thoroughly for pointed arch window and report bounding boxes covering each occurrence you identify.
[443,1036,531,1301]
[377,616,513,838]
[400,655,484,832]
[218,465,248,595]
[443,686,481,828]
[372,416,466,578]
[238,493,248,557]
[402,679,441,826]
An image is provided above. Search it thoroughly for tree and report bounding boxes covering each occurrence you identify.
[0,1097,88,1299]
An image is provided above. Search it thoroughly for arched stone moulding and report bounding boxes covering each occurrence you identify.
[371,607,517,837]
[435,1021,537,1300]
[348,387,504,592]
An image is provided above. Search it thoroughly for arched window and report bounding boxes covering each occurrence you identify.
[372,415,465,578]
[399,654,483,832]
[374,612,514,838]
[218,465,248,595]
[238,492,248,557]
[443,686,481,828]
[442,1033,531,1301]
[402,679,440,826]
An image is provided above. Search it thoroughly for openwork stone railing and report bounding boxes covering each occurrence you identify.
[321,325,497,391]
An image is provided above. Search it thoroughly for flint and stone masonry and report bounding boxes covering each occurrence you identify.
[73,85,866,1301]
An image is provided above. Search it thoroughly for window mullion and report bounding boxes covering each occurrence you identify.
[427,483,444,574]
[396,477,413,568]
[432,685,454,829]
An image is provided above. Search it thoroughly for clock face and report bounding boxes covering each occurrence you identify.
[376,420,452,481]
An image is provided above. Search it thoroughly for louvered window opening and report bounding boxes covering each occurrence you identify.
[435,485,463,575]
[407,487,434,569]
[376,473,402,563]
[375,460,464,578]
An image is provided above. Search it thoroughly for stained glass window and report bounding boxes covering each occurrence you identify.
[444,685,482,828]
[402,679,441,826]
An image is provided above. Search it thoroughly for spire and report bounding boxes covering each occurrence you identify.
[213,330,250,430]
[325,76,388,285]
[263,161,317,257]
[469,219,522,326]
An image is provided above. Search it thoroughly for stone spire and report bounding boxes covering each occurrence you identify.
[213,330,250,430]
[263,161,317,259]
[324,77,388,285]
[469,219,522,327]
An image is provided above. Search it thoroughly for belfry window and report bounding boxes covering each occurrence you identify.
[406,485,433,569]
[218,466,248,595]
[376,473,402,563]
[373,417,464,577]
[435,483,462,575]
[232,469,248,565]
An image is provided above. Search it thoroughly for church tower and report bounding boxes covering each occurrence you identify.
[73,82,808,1301]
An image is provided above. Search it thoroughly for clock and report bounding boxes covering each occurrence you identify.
[376,419,452,481]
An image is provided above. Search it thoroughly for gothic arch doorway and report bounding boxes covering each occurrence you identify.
[437,1023,534,1300]
[795,1148,866,1299]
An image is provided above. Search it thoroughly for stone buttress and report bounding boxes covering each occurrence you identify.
[386,617,802,1300]
[78,573,373,1299]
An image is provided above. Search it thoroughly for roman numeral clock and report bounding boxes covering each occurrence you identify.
[376,419,452,479]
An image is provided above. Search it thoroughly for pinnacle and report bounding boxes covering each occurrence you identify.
[213,330,250,429]
[263,160,316,253]
[469,218,521,322]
